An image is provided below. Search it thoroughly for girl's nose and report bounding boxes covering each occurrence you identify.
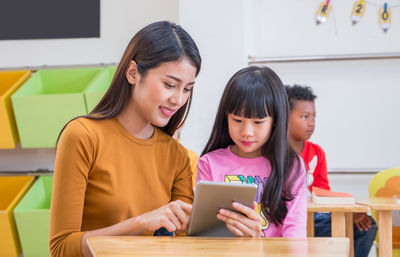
[241,123,254,137]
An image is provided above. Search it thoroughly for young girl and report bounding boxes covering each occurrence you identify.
[197,66,306,237]
[50,21,201,257]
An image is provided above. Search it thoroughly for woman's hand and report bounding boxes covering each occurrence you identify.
[217,201,263,237]
[353,213,372,231]
[136,200,192,234]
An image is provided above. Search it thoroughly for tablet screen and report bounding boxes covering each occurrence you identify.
[187,181,257,236]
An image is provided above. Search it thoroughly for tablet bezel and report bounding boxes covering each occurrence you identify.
[186,181,258,236]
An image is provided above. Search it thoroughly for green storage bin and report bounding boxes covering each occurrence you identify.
[11,67,104,148]
[14,175,53,257]
[85,66,117,113]
[0,176,34,257]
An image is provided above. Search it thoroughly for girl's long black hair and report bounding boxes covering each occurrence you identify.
[201,66,302,225]
[57,21,201,144]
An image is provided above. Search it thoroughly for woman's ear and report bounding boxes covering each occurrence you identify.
[126,60,139,85]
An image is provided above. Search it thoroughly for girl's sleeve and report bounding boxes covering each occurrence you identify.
[196,156,213,183]
[49,120,94,257]
[282,159,307,238]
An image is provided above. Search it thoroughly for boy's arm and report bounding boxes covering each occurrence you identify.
[312,147,331,190]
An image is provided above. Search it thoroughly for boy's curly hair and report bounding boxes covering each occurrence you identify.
[285,84,316,110]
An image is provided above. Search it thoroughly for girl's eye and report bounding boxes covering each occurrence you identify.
[233,118,242,123]
[254,120,264,125]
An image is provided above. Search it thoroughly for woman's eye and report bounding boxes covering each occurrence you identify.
[164,83,175,88]
[183,87,192,92]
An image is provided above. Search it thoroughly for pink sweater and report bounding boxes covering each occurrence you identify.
[196,146,307,238]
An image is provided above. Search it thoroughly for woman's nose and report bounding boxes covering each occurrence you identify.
[170,90,184,106]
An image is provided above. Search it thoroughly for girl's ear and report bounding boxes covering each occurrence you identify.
[126,60,139,85]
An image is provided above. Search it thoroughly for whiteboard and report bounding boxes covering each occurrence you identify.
[250,0,400,58]
[0,0,178,69]
[264,58,400,170]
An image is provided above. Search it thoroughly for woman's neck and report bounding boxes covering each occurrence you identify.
[117,101,154,140]
[288,138,304,154]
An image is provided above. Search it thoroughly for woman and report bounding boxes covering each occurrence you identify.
[49,21,201,257]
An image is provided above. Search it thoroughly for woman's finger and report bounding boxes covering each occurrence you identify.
[164,207,183,231]
[169,202,190,230]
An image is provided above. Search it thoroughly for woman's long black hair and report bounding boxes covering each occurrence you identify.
[201,66,302,226]
[57,21,201,144]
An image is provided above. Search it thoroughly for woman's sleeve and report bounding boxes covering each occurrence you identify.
[282,159,307,238]
[171,146,194,204]
[49,120,94,257]
[196,156,213,183]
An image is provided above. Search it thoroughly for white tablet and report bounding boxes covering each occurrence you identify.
[186,181,258,236]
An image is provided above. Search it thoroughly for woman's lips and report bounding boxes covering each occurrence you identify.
[159,106,176,117]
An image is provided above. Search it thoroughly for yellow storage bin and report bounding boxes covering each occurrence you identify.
[0,70,31,148]
[0,176,35,257]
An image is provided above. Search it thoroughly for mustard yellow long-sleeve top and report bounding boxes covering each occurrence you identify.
[49,117,193,257]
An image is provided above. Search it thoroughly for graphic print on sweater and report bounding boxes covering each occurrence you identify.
[224,174,269,232]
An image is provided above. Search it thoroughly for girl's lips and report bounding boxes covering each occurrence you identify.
[159,106,176,117]
[241,141,254,146]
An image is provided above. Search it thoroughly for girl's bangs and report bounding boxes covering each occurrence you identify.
[227,79,271,119]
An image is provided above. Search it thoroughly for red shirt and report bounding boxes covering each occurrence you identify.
[300,141,330,192]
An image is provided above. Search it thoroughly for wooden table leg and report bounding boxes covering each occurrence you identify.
[345,213,354,257]
[377,210,392,257]
[307,212,314,237]
[331,212,346,237]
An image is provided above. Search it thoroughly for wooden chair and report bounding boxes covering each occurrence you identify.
[369,167,400,256]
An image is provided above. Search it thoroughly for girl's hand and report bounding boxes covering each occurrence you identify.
[353,213,372,231]
[136,200,192,234]
[217,201,263,237]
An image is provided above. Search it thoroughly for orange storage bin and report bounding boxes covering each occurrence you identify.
[0,70,31,148]
[0,176,35,257]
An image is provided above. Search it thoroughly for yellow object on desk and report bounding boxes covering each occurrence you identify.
[87,236,350,257]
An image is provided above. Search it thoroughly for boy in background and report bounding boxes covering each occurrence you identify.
[285,84,377,257]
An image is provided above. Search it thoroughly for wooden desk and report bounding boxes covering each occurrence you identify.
[357,197,400,257]
[307,199,369,257]
[87,236,350,257]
